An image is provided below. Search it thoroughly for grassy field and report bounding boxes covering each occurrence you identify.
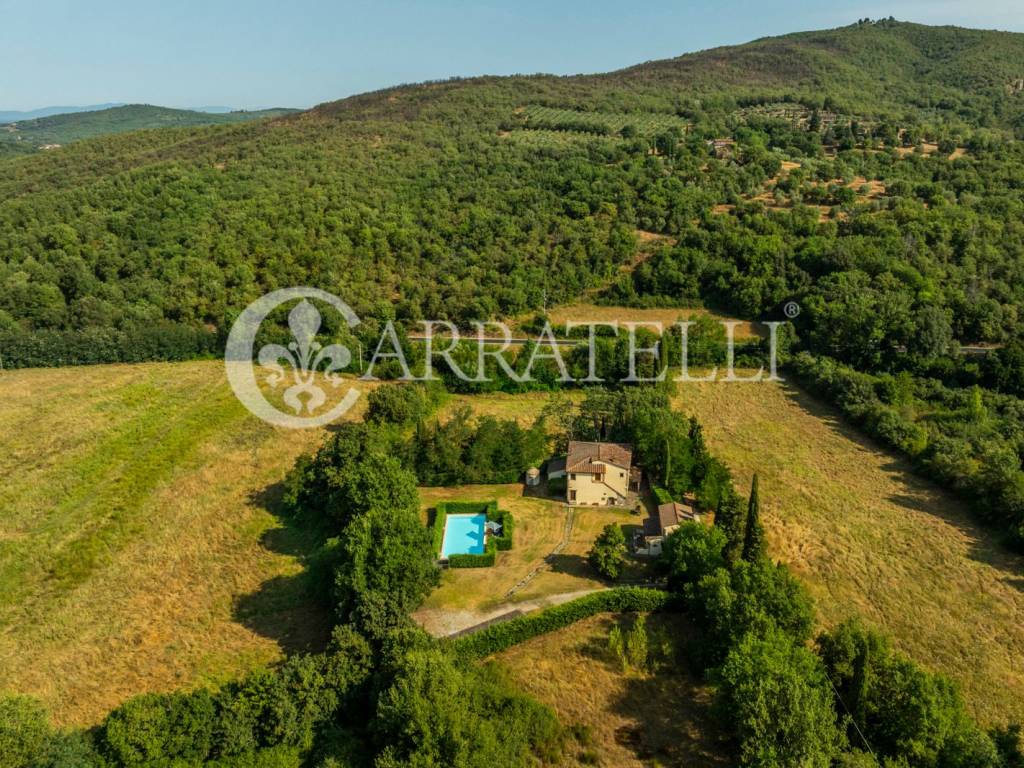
[675,375,1024,726]
[6,361,1024,729]
[0,360,347,726]
[495,612,725,767]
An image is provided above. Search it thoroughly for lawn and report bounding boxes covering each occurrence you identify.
[675,375,1024,726]
[415,483,648,635]
[0,360,349,726]
[495,612,726,768]
[440,390,567,425]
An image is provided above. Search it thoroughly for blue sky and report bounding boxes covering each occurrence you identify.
[2,0,1021,111]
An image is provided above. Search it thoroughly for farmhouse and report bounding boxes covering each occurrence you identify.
[636,497,700,556]
[555,440,639,506]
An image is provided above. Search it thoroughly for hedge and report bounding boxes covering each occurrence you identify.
[431,501,512,566]
[652,486,673,505]
[448,539,496,568]
[491,509,514,551]
[449,587,672,659]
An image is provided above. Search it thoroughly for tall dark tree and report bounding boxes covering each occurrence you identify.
[715,491,744,565]
[742,473,765,563]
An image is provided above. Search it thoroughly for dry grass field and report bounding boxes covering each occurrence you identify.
[6,360,1024,730]
[496,612,726,767]
[0,360,353,726]
[675,375,1024,726]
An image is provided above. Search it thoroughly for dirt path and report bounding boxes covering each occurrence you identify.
[504,506,574,599]
[413,587,607,638]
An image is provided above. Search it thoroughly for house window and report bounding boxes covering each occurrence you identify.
[570,473,576,480]
[620,472,625,478]
[569,490,576,501]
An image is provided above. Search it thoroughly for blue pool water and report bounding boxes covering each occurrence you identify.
[441,513,486,558]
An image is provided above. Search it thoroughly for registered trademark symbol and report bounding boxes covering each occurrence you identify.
[784,301,801,319]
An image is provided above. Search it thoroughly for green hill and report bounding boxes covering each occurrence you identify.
[2,21,1023,340]
[1,19,1023,348]
[0,103,298,152]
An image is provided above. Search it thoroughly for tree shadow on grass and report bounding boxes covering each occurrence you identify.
[609,670,730,768]
[779,380,1024,580]
[231,479,335,656]
[546,553,590,577]
[601,614,729,767]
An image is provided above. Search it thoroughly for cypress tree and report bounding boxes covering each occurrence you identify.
[849,640,872,740]
[716,491,744,565]
[663,434,672,488]
[742,473,765,563]
[688,416,708,481]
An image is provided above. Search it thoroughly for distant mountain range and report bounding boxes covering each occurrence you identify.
[0,103,126,122]
[0,104,299,156]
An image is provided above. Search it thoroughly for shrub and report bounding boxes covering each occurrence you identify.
[450,588,671,659]
[365,382,445,426]
[448,539,497,568]
[652,486,674,505]
[101,690,216,765]
[715,627,842,768]
[588,524,628,579]
[490,509,514,551]
[0,695,52,768]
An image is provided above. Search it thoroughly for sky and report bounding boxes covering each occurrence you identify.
[2,0,1022,111]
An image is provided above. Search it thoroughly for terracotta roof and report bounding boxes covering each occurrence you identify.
[652,499,699,534]
[566,441,632,474]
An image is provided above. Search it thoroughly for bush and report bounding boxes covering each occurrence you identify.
[448,539,497,568]
[491,509,514,551]
[101,690,216,765]
[365,382,445,426]
[715,627,842,768]
[652,486,674,505]
[450,588,672,659]
[588,524,628,579]
[0,695,52,768]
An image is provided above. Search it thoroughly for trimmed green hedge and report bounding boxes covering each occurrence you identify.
[652,486,673,505]
[449,587,672,659]
[448,539,497,568]
[432,500,512,567]
[491,509,514,551]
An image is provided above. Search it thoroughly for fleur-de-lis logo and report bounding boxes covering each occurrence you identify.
[257,299,351,414]
[225,287,361,429]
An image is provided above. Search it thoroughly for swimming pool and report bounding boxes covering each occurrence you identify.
[441,513,487,558]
